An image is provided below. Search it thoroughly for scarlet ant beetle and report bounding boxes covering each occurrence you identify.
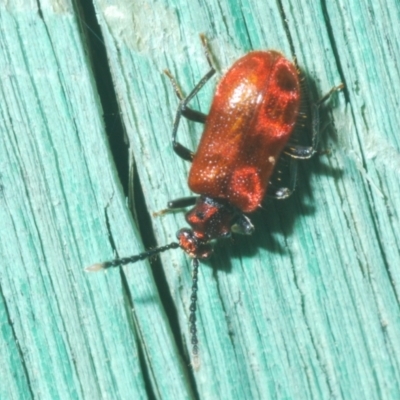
[87,35,343,361]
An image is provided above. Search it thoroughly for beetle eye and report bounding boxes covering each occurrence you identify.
[195,211,205,219]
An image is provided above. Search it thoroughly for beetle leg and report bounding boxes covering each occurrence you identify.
[164,70,207,123]
[284,83,344,159]
[283,143,315,159]
[231,214,254,235]
[168,196,198,209]
[181,108,207,124]
[172,142,195,162]
[165,37,216,162]
[153,196,198,217]
[267,159,298,199]
[167,68,215,162]
[317,83,345,105]
[199,33,215,70]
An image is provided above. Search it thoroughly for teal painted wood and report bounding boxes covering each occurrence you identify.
[0,1,192,399]
[93,0,400,399]
[1,0,400,399]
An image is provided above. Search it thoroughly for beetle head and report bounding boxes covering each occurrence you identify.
[176,228,213,259]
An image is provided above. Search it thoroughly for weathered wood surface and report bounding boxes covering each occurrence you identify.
[1,0,400,399]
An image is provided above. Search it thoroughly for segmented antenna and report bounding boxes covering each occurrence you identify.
[189,258,199,356]
[85,242,180,272]
[85,242,203,366]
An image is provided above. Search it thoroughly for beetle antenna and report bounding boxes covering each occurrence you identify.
[189,258,200,362]
[85,242,180,272]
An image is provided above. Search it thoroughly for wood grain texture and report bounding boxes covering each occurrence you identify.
[1,0,400,399]
[0,0,191,399]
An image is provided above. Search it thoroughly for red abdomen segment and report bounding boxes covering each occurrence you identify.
[188,51,301,213]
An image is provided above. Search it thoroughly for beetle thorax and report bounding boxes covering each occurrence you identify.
[185,196,236,241]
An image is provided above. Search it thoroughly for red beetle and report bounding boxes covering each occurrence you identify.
[87,35,343,360]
